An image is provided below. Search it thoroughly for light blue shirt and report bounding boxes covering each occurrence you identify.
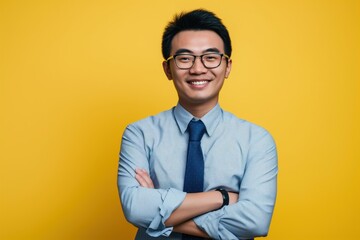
[118,104,278,239]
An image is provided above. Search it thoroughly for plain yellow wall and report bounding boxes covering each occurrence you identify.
[1,0,359,239]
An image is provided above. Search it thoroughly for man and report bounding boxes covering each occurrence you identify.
[118,9,278,240]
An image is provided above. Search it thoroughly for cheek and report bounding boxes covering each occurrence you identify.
[171,70,187,82]
[171,74,185,90]
[212,68,227,79]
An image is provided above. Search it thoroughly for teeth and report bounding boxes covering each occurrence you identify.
[190,81,207,85]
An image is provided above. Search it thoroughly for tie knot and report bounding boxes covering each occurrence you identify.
[188,120,206,142]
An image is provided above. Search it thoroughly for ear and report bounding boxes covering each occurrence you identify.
[162,61,173,80]
[224,59,232,79]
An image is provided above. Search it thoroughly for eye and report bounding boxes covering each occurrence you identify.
[203,54,219,62]
[176,55,193,63]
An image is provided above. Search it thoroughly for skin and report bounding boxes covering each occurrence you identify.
[136,169,239,238]
[136,30,238,237]
[162,30,232,118]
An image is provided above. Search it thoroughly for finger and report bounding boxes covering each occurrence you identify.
[139,169,154,188]
[136,169,154,188]
[135,171,149,187]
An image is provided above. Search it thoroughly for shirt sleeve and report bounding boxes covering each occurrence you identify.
[118,124,186,237]
[194,129,278,239]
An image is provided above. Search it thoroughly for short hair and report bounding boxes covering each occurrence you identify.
[162,9,232,60]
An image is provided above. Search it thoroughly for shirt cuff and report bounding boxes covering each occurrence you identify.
[146,188,186,237]
[193,208,225,239]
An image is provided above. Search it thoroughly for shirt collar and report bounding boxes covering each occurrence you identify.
[173,103,222,137]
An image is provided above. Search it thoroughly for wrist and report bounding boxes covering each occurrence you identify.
[215,188,229,208]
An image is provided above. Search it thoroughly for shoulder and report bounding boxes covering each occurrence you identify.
[123,108,174,136]
[222,110,276,146]
[132,108,173,127]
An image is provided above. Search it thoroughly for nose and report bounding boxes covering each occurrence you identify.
[189,56,207,74]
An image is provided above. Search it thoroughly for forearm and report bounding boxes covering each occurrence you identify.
[136,169,238,228]
[194,196,276,239]
[164,191,223,227]
[173,219,210,238]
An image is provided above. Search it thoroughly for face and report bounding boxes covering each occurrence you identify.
[163,30,232,111]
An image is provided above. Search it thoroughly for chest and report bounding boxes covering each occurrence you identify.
[148,132,248,192]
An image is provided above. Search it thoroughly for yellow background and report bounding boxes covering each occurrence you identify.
[1,0,359,239]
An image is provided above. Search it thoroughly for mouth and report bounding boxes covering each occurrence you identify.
[187,80,211,87]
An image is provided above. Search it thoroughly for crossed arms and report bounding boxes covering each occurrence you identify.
[135,168,239,238]
[118,124,278,239]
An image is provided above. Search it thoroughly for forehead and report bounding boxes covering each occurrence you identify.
[170,30,225,54]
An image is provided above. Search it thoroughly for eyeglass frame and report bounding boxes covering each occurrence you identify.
[165,52,230,70]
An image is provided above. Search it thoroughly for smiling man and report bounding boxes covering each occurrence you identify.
[118,9,278,240]
[163,30,231,118]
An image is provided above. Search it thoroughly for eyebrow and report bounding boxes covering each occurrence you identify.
[174,48,221,55]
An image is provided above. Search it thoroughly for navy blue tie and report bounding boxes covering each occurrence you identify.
[184,120,206,193]
[183,120,206,240]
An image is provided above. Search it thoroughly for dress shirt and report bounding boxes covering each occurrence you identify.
[118,103,278,240]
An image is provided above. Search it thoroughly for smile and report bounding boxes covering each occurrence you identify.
[188,80,210,86]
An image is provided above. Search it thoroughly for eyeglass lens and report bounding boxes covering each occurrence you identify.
[174,53,223,69]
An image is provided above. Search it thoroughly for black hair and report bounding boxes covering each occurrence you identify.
[161,9,232,60]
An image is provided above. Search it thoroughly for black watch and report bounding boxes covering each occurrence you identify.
[215,188,229,208]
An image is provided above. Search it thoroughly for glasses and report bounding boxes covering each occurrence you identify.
[166,53,230,70]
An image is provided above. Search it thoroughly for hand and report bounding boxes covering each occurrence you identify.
[135,168,154,188]
[228,192,239,205]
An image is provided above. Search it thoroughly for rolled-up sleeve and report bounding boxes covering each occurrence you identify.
[118,124,186,237]
[194,130,278,239]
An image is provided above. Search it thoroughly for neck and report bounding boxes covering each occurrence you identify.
[179,100,218,118]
